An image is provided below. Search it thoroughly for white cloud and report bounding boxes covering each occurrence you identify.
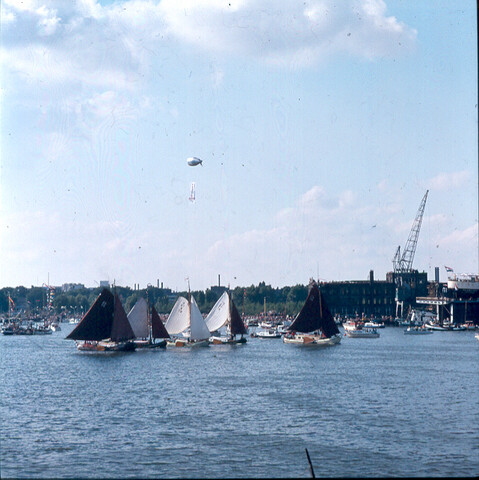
[159,0,417,66]
[1,0,416,91]
[428,170,470,191]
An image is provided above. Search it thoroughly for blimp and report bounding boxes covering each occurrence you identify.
[187,157,203,167]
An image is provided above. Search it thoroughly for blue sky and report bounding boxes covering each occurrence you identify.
[1,0,477,291]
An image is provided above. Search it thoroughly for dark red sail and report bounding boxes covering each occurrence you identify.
[230,296,247,336]
[110,294,136,342]
[151,305,170,339]
[66,289,114,341]
[287,281,340,337]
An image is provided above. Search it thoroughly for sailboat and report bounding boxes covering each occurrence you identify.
[205,291,247,345]
[165,288,210,348]
[283,279,341,346]
[66,288,136,351]
[128,297,170,349]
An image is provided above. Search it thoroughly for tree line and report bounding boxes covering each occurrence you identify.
[0,282,309,317]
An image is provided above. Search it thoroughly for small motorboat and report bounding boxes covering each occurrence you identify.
[252,328,281,339]
[404,326,433,335]
[345,326,380,338]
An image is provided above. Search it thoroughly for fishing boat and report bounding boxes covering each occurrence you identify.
[165,287,210,348]
[205,291,247,345]
[404,325,433,335]
[66,289,136,352]
[283,279,341,346]
[128,297,170,349]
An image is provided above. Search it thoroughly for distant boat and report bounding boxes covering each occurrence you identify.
[364,320,385,329]
[50,321,61,332]
[66,289,136,352]
[283,279,341,346]
[345,324,380,338]
[424,322,449,331]
[205,291,247,345]
[128,297,170,349]
[165,288,210,348]
[252,328,282,339]
[404,325,433,335]
[425,320,466,331]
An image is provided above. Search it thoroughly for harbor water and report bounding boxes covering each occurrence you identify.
[1,325,478,478]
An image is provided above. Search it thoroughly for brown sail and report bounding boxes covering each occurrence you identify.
[66,289,114,341]
[151,305,170,339]
[287,281,340,337]
[230,296,247,336]
[110,294,136,342]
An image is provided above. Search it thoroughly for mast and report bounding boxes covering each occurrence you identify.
[147,287,152,343]
[228,288,233,339]
[187,278,191,338]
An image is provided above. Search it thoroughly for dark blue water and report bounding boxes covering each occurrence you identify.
[1,325,478,478]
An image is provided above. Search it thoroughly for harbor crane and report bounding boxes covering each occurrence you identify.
[392,190,429,318]
[393,190,429,273]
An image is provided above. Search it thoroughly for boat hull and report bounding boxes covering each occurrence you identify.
[210,336,247,345]
[77,340,137,352]
[404,328,433,335]
[134,339,167,349]
[167,339,209,348]
[345,329,379,338]
[283,333,341,346]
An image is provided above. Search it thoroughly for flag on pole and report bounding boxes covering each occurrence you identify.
[8,296,15,309]
[444,266,454,273]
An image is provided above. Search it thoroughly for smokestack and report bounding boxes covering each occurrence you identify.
[157,279,159,288]
[369,270,374,283]
[218,274,220,287]
[435,267,439,283]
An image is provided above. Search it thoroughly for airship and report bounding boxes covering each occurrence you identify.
[187,157,203,167]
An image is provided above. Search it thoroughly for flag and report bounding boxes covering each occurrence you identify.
[444,266,454,273]
[8,296,15,309]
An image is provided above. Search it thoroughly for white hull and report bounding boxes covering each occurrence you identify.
[209,336,246,345]
[425,323,449,331]
[167,338,209,348]
[283,333,341,346]
[404,327,433,335]
[345,328,379,338]
[364,322,385,328]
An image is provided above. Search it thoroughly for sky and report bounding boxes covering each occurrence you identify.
[1,0,477,291]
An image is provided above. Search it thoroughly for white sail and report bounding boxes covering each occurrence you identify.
[127,297,149,339]
[205,291,229,333]
[190,296,211,341]
[165,296,190,335]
